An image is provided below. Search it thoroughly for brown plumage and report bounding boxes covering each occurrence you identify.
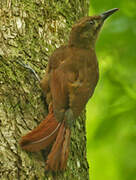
[20,8,119,171]
[20,106,60,152]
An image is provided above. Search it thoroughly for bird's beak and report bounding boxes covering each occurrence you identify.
[100,8,119,21]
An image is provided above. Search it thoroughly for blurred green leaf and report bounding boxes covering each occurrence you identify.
[87,1,136,180]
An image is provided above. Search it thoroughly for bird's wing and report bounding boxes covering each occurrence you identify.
[50,64,70,121]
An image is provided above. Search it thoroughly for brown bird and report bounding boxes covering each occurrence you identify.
[19,8,119,171]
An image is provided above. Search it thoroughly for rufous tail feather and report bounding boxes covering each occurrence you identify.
[45,122,71,171]
[20,107,71,171]
[19,112,60,152]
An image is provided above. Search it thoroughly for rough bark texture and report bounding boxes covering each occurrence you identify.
[0,0,90,179]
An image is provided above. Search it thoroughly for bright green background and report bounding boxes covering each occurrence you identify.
[86,1,136,180]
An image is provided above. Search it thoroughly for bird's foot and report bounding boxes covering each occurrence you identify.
[17,60,40,82]
[64,108,75,128]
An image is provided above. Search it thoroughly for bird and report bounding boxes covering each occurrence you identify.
[19,8,119,171]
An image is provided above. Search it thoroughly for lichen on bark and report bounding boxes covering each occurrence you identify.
[0,0,90,179]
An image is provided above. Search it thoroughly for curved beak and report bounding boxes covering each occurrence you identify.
[101,8,119,21]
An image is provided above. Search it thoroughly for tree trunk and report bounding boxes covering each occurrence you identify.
[0,0,90,179]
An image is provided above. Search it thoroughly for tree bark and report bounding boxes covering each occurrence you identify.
[0,0,90,179]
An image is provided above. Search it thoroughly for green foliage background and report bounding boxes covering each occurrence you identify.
[86,0,136,179]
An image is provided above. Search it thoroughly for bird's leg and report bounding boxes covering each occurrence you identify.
[60,109,74,169]
[17,61,40,82]
[64,108,75,128]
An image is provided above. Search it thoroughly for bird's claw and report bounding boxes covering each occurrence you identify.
[17,60,40,82]
[64,108,75,128]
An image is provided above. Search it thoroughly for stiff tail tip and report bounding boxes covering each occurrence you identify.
[45,122,71,171]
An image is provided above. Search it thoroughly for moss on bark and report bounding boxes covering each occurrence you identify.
[0,0,90,179]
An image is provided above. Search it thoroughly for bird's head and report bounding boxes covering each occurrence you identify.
[69,8,119,49]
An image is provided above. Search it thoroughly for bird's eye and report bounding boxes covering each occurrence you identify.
[90,20,94,25]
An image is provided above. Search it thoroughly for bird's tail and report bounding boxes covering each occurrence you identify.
[19,107,71,171]
[46,121,71,171]
[19,110,61,152]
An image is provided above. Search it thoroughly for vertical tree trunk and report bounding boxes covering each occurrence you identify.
[0,0,90,179]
